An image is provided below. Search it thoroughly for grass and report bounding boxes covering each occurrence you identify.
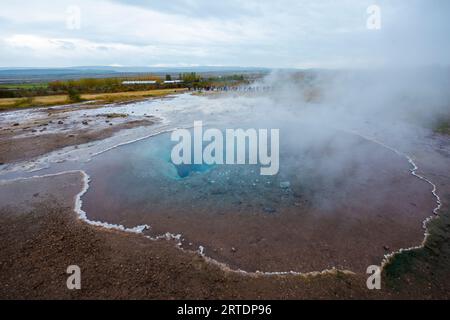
[11,97,35,108]
[382,197,450,293]
[0,83,49,90]
[0,96,69,111]
[85,88,187,105]
[435,120,450,135]
[0,88,188,111]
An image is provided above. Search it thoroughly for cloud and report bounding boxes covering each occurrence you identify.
[110,0,258,19]
[0,0,449,68]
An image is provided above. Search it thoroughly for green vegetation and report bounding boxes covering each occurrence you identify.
[48,77,163,95]
[0,72,249,111]
[208,74,245,82]
[0,75,181,99]
[0,96,68,111]
[0,83,48,90]
[0,83,52,99]
[383,249,422,290]
[11,97,35,108]
[68,88,83,103]
[85,88,187,105]
[435,120,450,135]
[383,201,450,293]
[0,73,248,99]
[0,88,188,111]
[180,72,248,89]
[383,251,427,294]
[181,72,201,84]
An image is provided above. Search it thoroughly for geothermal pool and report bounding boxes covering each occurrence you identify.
[0,94,438,273]
[79,129,434,273]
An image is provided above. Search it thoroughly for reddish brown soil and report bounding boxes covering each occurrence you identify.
[0,173,449,299]
[83,137,435,273]
[0,119,153,164]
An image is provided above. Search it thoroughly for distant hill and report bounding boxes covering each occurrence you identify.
[0,66,271,84]
[66,66,270,73]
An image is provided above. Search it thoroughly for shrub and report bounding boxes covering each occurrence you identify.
[68,88,83,103]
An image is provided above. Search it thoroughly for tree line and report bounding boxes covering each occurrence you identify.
[0,73,248,99]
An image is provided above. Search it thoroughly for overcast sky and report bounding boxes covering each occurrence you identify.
[0,0,449,68]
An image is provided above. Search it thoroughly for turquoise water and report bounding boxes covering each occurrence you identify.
[175,163,213,178]
[0,121,434,272]
[81,131,302,225]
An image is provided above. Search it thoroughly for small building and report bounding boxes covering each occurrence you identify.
[122,80,157,85]
[163,80,184,84]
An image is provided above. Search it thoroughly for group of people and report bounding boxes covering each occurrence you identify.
[190,85,273,92]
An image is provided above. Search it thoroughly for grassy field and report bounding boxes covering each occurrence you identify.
[0,88,188,111]
[0,83,49,90]
[436,120,450,135]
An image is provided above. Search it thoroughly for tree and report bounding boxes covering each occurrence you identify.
[68,88,83,103]
[181,72,201,84]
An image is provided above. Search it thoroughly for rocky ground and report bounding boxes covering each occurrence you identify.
[0,102,158,164]
[0,98,449,299]
[0,172,449,299]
